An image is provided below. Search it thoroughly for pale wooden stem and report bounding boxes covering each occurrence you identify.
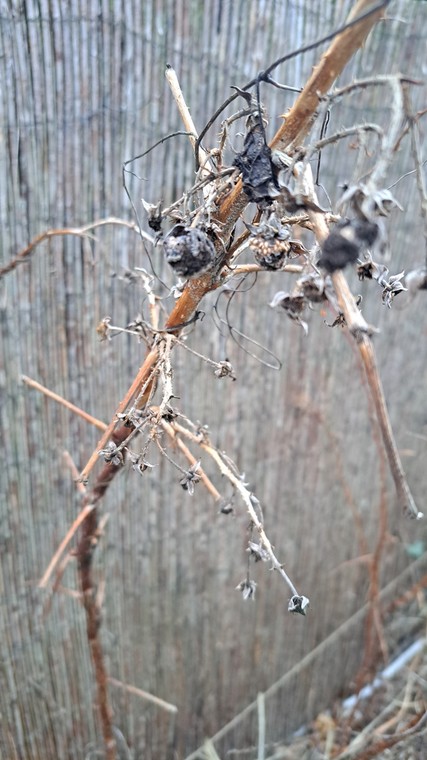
[271,0,389,151]
[22,375,106,431]
[108,677,177,714]
[39,504,94,588]
[23,374,221,504]
[165,65,212,172]
[172,422,302,598]
[307,208,421,519]
[79,347,158,482]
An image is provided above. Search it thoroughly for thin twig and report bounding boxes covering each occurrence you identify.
[402,88,427,266]
[108,677,178,714]
[22,376,106,432]
[23,373,221,508]
[304,162,421,519]
[0,217,153,279]
[39,504,94,589]
[165,65,212,174]
[171,421,306,604]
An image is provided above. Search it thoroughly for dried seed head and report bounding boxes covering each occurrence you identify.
[318,219,378,273]
[142,198,163,232]
[217,497,234,515]
[98,442,124,467]
[288,594,309,615]
[163,225,216,278]
[251,236,291,270]
[381,271,407,308]
[96,316,112,341]
[247,541,269,562]
[180,461,201,495]
[236,578,257,600]
[214,360,236,380]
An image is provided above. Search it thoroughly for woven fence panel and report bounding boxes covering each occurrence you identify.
[1,1,427,757]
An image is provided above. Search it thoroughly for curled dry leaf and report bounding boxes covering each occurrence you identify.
[270,291,308,334]
[339,183,403,218]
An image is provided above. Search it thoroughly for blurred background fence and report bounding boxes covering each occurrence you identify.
[1,1,427,758]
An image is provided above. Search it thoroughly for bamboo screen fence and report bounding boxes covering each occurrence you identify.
[1,1,427,757]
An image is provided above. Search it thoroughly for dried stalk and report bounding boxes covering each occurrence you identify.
[24,375,221,528]
[171,421,307,607]
[165,65,212,174]
[307,205,421,519]
[0,217,152,279]
[80,1,388,488]
[215,0,389,238]
[108,677,177,714]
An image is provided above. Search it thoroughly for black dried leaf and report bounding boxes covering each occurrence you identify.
[234,122,278,204]
[163,225,216,278]
[318,219,378,273]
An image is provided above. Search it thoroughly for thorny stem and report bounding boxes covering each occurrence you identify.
[78,520,117,760]
[172,421,304,602]
[402,88,427,267]
[25,377,221,584]
[80,0,388,486]
[307,203,421,519]
[358,340,421,519]
[165,65,212,175]
[271,0,389,151]
[79,347,158,482]
[0,217,153,279]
